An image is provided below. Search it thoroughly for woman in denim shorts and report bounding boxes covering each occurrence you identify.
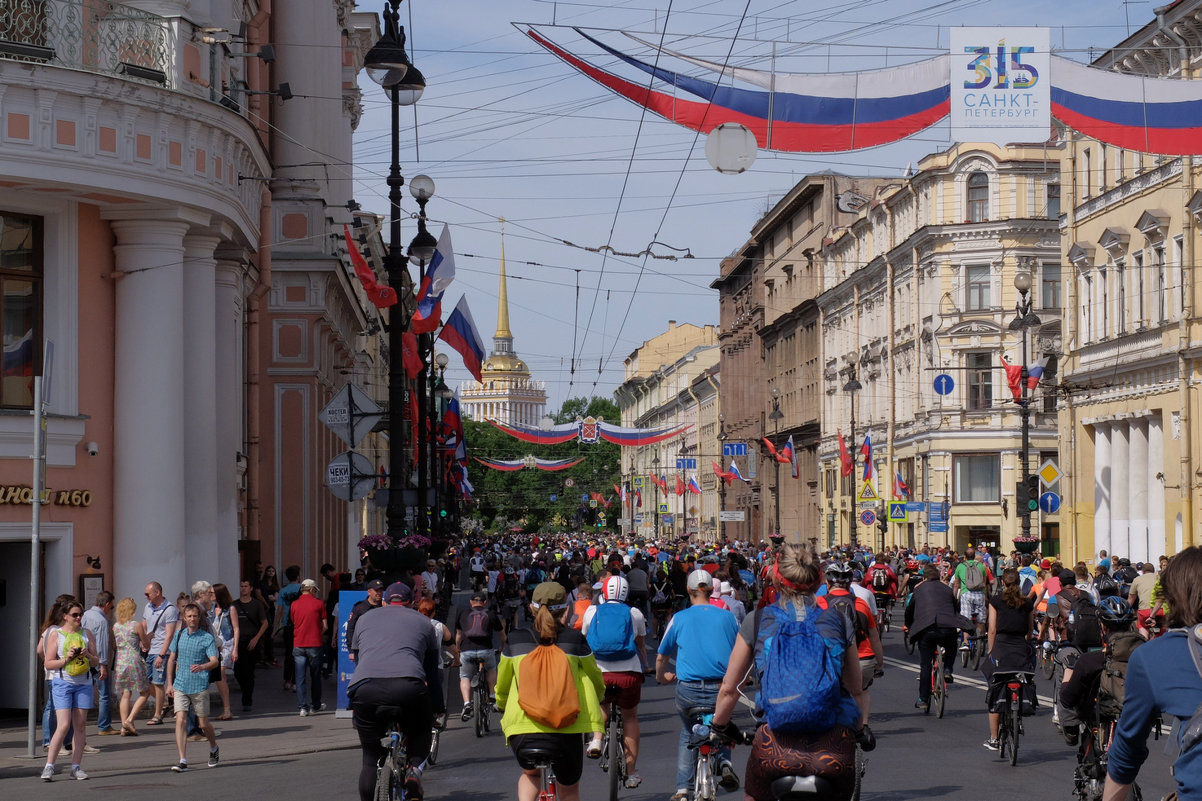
[41,600,99,781]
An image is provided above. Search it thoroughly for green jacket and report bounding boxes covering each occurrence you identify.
[496,628,605,741]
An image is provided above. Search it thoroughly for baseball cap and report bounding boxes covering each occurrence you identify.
[366,578,385,591]
[1059,568,1077,584]
[470,591,488,603]
[531,582,567,611]
[300,578,318,590]
[384,582,413,604]
[1040,558,1053,570]
[719,580,733,597]
[687,569,713,591]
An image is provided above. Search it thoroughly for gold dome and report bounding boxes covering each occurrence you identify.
[483,353,528,374]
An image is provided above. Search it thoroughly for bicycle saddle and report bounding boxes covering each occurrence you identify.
[770,774,837,799]
[517,747,557,765]
[687,706,715,720]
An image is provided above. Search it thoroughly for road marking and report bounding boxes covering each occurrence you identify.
[882,655,1054,706]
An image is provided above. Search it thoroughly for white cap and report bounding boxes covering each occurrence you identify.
[720,581,732,596]
[687,569,713,591]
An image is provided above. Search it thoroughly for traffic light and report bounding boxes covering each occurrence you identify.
[1027,475,1040,505]
[877,512,887,535]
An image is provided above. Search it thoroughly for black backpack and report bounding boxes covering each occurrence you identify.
[822,592,870,646]
[1061,589,1104,649]
[1096,632,1145,719]
[1093,573,1120,598]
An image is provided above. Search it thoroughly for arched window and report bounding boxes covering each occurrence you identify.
[966,171,989,222]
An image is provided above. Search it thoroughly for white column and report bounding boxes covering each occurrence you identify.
[183,234,222,585]
[1094,422,1112,559]
[1128,419,1149,565]
[109,215,197,598]
[1148,415,1166,559]
[1111,422,1130,558]
[214,259,244,585]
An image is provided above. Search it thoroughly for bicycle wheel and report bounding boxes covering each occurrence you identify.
[607,719,623,801]
[1041,645,1056,680]
[960,641,969,668]
[850,745,865,801]
[970,638,984,672]
[427,728,439,766]
[935,657,947,719]
[474,685,485,738]
[1009,697,1021,766]
[694,753,714,801]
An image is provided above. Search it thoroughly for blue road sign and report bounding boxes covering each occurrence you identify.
[859,509,876,526]
[905,501,926,513]
[581,493,589,502]
[1039,492,1061,514]
[676,458,698,470]
[934,374,955,395]
[722,443,749,456]
[550,494,557,502]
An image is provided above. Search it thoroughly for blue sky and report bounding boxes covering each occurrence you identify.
[350,0,1145,409]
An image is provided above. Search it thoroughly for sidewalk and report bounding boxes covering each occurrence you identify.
[0,663,357,778]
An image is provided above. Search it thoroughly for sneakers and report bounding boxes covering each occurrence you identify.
[208,748,220,767]
[945,674,955,684]
[625,774,643,789]
[983,738,1000,751]
[40,764,54,781]
[670,791,689,801]
[299,708,309,717]
[1064,724,1080,746]
[82,744,101,754]
[718,760,740,792]
[70,766,89,781]
[460,703,473,722]
[404,767,423,801]
[914,698,929,711]
[959,642,971,651]
[318,702,327,713]
[586,736,603,759]
[171,761,188,772]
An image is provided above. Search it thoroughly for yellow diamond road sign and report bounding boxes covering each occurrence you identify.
[858,481,879,502]
[1038,460,1061,486]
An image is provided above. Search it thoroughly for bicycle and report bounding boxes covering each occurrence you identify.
[517,744,560,801]
[873,594,893,633]
[960,633,986,672]
[373,706,411,801]
[927,644,949,718]
[599,684,629,801]
[1035,634,1058,680]
[468,655,492,737]
[686,707,724,801]
[426,713,446,767]
[994,670,1035,766]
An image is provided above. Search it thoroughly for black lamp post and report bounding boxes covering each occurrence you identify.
[843,368,862,549]
[769,388,784,540]
[652,452,660,537]
[365,0,426,543]
[1009,269,1041,543]
[431,351,453,540]
[408,176,437,537]
[717,413,728,543]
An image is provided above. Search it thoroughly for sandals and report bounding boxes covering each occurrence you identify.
[121,721,139,736]
[215,713,233,721]
[146,716,163,726]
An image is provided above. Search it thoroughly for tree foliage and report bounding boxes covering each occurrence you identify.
[462,396,621,533]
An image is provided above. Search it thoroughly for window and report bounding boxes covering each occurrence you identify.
[0,211,42,408]
[965,264,991,310]
[966,351,993,411]
[967,172,989,222]
[1156,246,1166,323]
[1046,183,1060,219]
[1115,261,1126,334]
[954,453,1000,503]
[1134,252,1145,325]
[1101,268,1109,335]
[1041,264,1061,308]
[1084,149,1092,197]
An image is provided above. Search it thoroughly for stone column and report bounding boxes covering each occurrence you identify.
[1147,415,1167,559]
[1111,422,1130,559]
[1129,419,1149,565]
[108,211,205,598]
[183,233,223,585]
[214,257,244,585]
[1093,422,1112,560]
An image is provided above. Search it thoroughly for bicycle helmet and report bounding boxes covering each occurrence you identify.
[824,561,853,586]
[1098,596,1137,629]
[852,569,865,584]
[602,574,630,603]
[905,559,919,572]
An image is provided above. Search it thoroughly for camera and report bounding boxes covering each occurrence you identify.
[86,441,99,457]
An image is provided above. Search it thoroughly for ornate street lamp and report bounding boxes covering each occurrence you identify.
[1010,269,1042,545]
[769,388,784,540]
[717,413,728,543]
[843,369,862,548]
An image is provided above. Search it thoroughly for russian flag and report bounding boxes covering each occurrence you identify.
[894,471,911,499]
[443,394,464,446]
[687,475,701,495]
[1027,356,1050,390]
[437,296,486,382]
[780,434,799,479]
[412,224,456,334]
[728,462,749,483]
[860,433,873,481]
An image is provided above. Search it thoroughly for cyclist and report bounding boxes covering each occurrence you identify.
[819,562,883,720]
[348,582,443,801]
[951,547,994,652]
[981,569,1037,751]
[1127,562,1160,637]
[469,550,487,591]
[580,574,646,788]
[455,591,505,721]
[904,563,970,711]
[496,568,525,632]
[1104,547,1202,801]
[867,554,898,626]
[1054,567,1106,743]
[710,544,868,801]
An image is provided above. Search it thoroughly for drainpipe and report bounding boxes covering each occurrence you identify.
[246,187,272,546]
[1157,5,1195,545]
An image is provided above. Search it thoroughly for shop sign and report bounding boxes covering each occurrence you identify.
[0,485,93,506]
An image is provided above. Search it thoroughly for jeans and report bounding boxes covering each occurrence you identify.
[673,680,729,792]
[294,646,323,711]
[916,627,958,704]
[95,670,112,730]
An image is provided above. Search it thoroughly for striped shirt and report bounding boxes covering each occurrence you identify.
[169,627,217,695]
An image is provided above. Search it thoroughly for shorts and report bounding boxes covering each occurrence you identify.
[173,688,211,717]
[744,723,857,801]
[601,671,644,709]
[459,648,497,681]
[858,659,876,692]
[50,680,94,710]
[146,652,169,685]
[510,732,585,785]
[220,641,234,670]
[959,591,986,623]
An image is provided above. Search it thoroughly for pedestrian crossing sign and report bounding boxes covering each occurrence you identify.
[888,502,909,523]
[858,481,879,502]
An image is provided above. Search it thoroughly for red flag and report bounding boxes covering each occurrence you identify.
[409,391,421,470]
[674,474,686,496]
[1002,359,1023,401]
[343,224,397,308]
[837,429,853,477]
[712,460,733,486]
[401,331,423,379]
[762,437,779,460]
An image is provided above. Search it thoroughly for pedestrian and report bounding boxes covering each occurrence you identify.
[81,591,117,737]
[257,564,281,665]
[166,603,220,772]
[232,579,269,712]
[112,597,150,735]
[291,578,328,715]
[41,599,99,781]
[142,581,179,726]
[210,583,239,720]
[276,565,303,691]
[346,578,385,662]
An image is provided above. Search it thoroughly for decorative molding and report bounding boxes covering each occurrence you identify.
[1075,158,1181,221]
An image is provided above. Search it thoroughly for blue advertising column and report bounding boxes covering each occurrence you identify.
[336,590,367,718]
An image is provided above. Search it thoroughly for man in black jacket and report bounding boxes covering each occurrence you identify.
[905,564,972,711]
[345,579,384,662]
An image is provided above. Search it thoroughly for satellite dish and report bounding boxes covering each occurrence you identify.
[705,123,757,175]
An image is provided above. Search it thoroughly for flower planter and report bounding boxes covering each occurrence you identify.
[1013,539,1040,554]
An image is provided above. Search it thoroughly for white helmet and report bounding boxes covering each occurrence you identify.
[602,575,630,603]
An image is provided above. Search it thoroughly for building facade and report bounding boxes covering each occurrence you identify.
[460,233,547,425]
[1057,1,1202,563]
[817,142,1063,555]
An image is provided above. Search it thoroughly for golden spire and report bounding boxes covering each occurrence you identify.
[495,218,512,339]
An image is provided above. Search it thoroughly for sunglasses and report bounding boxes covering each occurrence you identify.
[67,612,82,618]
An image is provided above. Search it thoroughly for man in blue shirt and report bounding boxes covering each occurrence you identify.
[166,603,219,772]
[656,569,740,801]
[276,565,302,691]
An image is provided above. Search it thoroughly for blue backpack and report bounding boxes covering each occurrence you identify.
[758,604,843,734]
[586,602,636,660]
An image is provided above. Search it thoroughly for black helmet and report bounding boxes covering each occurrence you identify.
[1098,596,1136,629]
[825,561,853,585]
